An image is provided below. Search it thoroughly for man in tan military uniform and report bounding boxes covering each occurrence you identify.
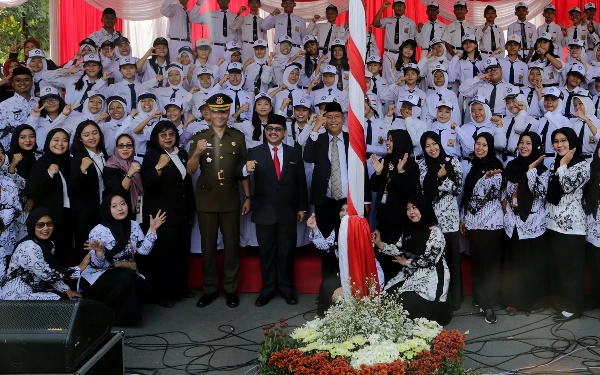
[186,94,251,308]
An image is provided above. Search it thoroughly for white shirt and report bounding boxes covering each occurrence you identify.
[475,24,505,54]
[458,77,518,115]
[86,148,105,202]
[103,79,154,113]
[563,24,599,51]
[88,28,122,47]
[538,22,565,60]
[507,21,537,54]
[269,142,284,172]
[262,13,306,46]
[43,71,107,108]
[417,20,446,50]
[231,14,267,43]
[499,57,528,87]
[190,8,239,44]
[326,133,348,199]
[377,16,417,50]
[166,147,186,178]
[442,20,475,54]
[306,22,348,52]
[161,0,192,41]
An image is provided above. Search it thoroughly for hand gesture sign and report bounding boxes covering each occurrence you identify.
[62,100,80,116]
[528,155,545,171]
[486,169,502,178]
[9,153,23,168]
[194,139,210,154]
[560,148,577,166]
[312,14,321,22]
[382,0,391,8]
[246,160,257,173]
[387,104,396,117]
[306,213,317,230]
[370,154,384,174]
[271,8,281,16]
[149,210,167,231]
[31,104,46,117]
[84,240,104,252]
[490,115,503,128]
[80,157,94,172]
[437,163,447,179]
[516,101,526,112]
[397,153,409,173]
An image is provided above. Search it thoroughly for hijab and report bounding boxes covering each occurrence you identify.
[7,125,40,179]
[164,63,185,89]
[420,131,458,202]
[81,93,106,121]
[385,129,414,166]
[105,135,144,214]
[469,99,493,127]
[22,208,71,276]
[134,92,160,123]
[26,49,48,86]
[585,141,600,218]
[462,132,504,213]
[99,193,132,263]
[547,127,586,205]
[39,128,71,173]
[402,194,438,256]
[504,132,547,221]
[282,63,301,90]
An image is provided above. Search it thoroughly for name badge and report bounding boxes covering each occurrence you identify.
[447,138,455,148]
[590,135,596,144]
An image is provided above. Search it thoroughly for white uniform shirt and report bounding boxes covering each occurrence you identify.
[499,57,528,87]
[88,28,122,47]
[537,22,565,60]
[160,0,192,41]
[507,21,537,58]
[306,22,348,53]
[42,71,107,109]
[190,8,239,45]
[417,20,446,52]
[458,76,518,115]
[563,24,600,51]
[475,24,505,56]
[377,16,417,50]
[442,20,476,57]
[262,13,306,47]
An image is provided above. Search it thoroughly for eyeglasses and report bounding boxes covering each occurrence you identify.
[159,132,177,139]
[35,221,55,229]
[117,143,133,150]
[265,126,285,132]
[43,98,58,104]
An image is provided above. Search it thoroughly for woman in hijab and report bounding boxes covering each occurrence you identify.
[139,121,194,308]
[131,92,162,163]
[6,125,43,241]
[569,94,600,160]
[500,93,539,166]
[501,132,549,316]
[70,121,108,255]
[101,96,134,155]
[80,193,166,326]
[0,143,24,277]
[584,141,600,310]
[0,58,20,102]
[103,134,144,221]
[538,88,568,169]
[373,194,451,326]
[26,49,52,98]
[461,132,504,324]
[25,129,73,265]
[546,127,590,322]
[418,131,463,311]
[151,63,193,112]
[369,129,420,282]
[0,208,89,300]
[269,63,302,119]
[421,65,460,128]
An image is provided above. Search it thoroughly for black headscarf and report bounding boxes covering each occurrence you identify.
[39,128,72,174]
[385,129,417,176]
[6,125,40,179]
[504,132,547,221]
[462,132,504,213]
[21,207,71,276]
[585,141,600,218]
[420,131,458,202]
[99,193,132,263]
[402,194,438,256]
[547,127,586,206]
[148,120,180,150]
[70,120,108,157]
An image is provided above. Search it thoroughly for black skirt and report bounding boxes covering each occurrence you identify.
[547,230,585,314]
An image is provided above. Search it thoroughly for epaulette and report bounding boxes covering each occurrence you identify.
[227,126,243,134]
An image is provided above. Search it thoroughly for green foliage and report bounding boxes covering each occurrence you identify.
[0,0,50,62]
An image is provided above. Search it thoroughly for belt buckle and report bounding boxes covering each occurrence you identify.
[218,170,225,180]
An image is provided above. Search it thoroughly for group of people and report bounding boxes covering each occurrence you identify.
[0,0,600,327]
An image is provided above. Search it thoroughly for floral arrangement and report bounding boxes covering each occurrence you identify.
[257,282,475,375]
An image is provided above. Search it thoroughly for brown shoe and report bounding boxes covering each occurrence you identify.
[506,307,518,316]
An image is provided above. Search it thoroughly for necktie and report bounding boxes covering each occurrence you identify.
[328,88,333,95]
[330,135,343,200]
[366,119,372,145]
[394,18,400,45]
[273,146,281,180]
[471,60,479,77]
[579,120,586,146]
[573,27,578,40]
[596,97,600,116]
[509,61,515,84]
[472,126,480,141]
[286,89,293,118]
[503,117,516,161]
[430,22,435,42]
[565,91,574,118]
[78,81,96,109]
[520,23,527,55]
[253,15,258,41]
[232,89,241,112]
[527,89,534,107]
[34,80,41,97]
[438,129,444,137]
[372,77,378,94]
[287,14,292,37]
[337,67,343,91]
[170,88,179,99]
[437,93,442,100]
[490,25,497,51]
[185,8,190,41]
[255,63,264,95]
[128,83,137,109]
[262,123,267,144]
[324,24,333,55]
[223,11,228,38]
[490,83,497,113]
[460,21,465,38]
[546,24,549,33]
[157,66,164,87]
[541,120,550,151]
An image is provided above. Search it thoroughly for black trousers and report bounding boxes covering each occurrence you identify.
[317,275,341,317]
[72,208,100,254]
[256,222,297,296]
[52,208,74,266]
[469,229,503,309]
[501,230,547,311]
[586,242,600,307]
[444,231,463,310]
[547,230,585,314]
[81,268,150,326]
[314,198,345,278]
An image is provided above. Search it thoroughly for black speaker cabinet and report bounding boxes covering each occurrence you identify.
[0,300,114,374]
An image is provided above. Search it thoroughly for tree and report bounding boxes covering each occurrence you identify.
[0,0,49,62]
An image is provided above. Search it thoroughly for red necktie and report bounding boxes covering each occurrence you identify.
[273,147,281,181]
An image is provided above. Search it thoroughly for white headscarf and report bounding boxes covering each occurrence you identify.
[26,49,48,84]
[282,64,301,90]
[81,93,106,121]
[468,98,493,127]
[135,92,160,123]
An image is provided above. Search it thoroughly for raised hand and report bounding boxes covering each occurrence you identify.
[528,155,545,171]
[129,109,139,118]
[149,210,167,232]
[31,104,46,117]
[312,14,321,22]
[372,230,383,249]
[238,103,249,113]
[382,0,391,8]
[437,164,447,179]
[157,154,171,168]
[128,161,141,176]
[48,163,59,176]
[80,157,94,172]
[238,5,247,15]
[560,148,576,166]
[370,154,384,174]
[486,169,502,178]
[397,153,409,173]
[62,100,80,116]
[387,104,396,117]
[246,160,257,173]
[102,70,113,81]
[271,8,281,16]
[306,213,317,230]
[194,138,210,155]
[516,101,526,112]
[84,240,104,252]
[490,115,503,128]
[9,153,23,168]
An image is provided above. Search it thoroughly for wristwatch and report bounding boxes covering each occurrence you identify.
[155,164,164,171]
[126,173,133,179]
[245,195,253,200]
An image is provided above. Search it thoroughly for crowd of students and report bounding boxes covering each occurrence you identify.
[0,0,600,326]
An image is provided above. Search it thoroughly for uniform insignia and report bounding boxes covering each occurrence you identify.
[232,141,236,146]
[590,135,596,144]
[206,156,212,163]
[445,157,450,162]
[295,26,300,32]
[378,136,384,144]
[404,28,409,33]
[216,96,224,104]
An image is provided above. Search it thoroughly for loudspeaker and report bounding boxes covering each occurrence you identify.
[0,300,114,374]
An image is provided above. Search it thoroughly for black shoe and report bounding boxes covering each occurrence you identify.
[157,299,175,308]
[196,292,219,307]
[481,308,497,324]
[225,293,239,308]
[182,289,196,298]
[472,300,480,308]
[553,312,581,322]
[282,292,298,305]
[255,294,273,307]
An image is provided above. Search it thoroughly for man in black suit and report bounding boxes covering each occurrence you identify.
[239,114,308,306]
[303,101,371,278]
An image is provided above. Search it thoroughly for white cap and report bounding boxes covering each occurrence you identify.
[570,6,582,13]
[469,94,489,106]
[303,35,317,45]
[165,98,183,109]
[255,92,271,102]
[401,93,421,107]
[278,35,293,44]
[515,2,528,10]
[544,4,556,10]
[569,39,585,47]
[506,34,522,45]
[119,57,136,67]
[197,67,213,76]
[436,99,453,109]
[83,54,101,63]
[195,38,211,48]
[537,32,552,42]
[483,57,500,71]
[253,39,268,48]
[461,33,476,43]
[585,2,596,10]
[393,0,405,3]
[322,65,337,75]
[528,60,545,71]
[568,62,586,78]
[542,87,562,98]
[402,62,419,72]
[366,55,382,64]
[331,38,345,47]
[28,49,46,59]
[40,86,60,99]
[454,0,466,6]
[429,38,443,48]
[294,96,313,108]
[226,41,241,50]
[316,94,334,105]
[227,62,243,72]
[166,63,183,73]
[427,1,439,8]
[431,63,447,73]
[88,89,105,101]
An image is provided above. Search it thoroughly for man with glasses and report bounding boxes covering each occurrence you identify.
[0,66,37,150]
[186,94,250,308]
[239,114,307,306]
